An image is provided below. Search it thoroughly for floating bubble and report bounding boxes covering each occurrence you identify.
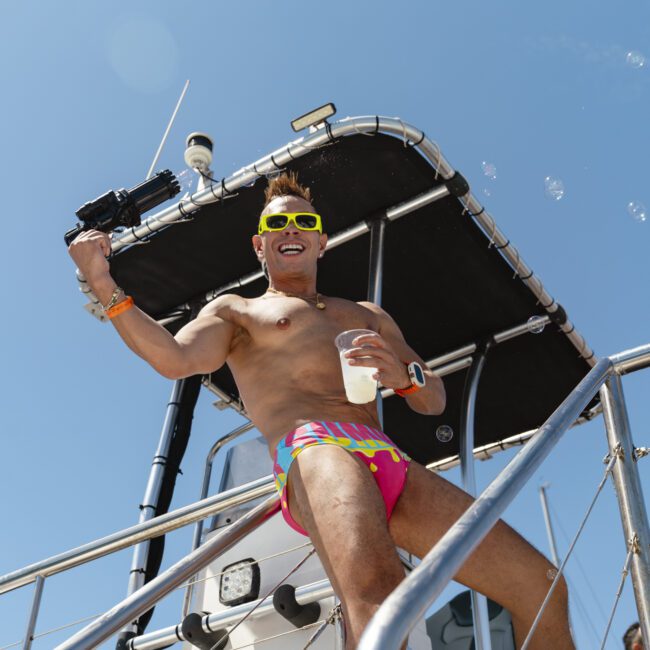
[175,169,195,195]
[527,315,546,334]
[546,568,558,580]
[436,425,454,443]
[481,161,497,180]
[627,201,647,223]
[626,51,646,69]
[482,188,492,198]
[544,176,565,201]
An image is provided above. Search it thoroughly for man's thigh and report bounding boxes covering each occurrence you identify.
[388,461,555,620]
[286,444,405,602]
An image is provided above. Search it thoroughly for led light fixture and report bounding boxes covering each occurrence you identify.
[219,558,260,606]
[291,103,337,132]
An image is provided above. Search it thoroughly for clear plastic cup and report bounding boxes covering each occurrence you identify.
[334,329,378,404]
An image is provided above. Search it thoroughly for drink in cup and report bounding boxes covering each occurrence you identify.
[335,329,378,404]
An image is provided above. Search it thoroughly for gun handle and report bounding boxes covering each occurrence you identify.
[64,224,84,246]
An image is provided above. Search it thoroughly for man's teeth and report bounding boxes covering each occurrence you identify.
[280,244,304,255]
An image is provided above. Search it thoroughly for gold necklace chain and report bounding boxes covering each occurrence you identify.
[266,287,326,310]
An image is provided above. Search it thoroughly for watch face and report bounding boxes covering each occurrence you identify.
[409,362,426,386]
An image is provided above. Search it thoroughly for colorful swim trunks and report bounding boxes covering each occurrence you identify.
[272,421,411,536]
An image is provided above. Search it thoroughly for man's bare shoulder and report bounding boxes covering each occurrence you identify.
[356,301,402,333]
[198,293,249,322]
[356,300,391,320]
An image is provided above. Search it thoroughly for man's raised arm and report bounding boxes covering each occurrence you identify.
[68,230,236,379]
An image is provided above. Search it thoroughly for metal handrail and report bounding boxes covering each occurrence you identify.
[358,356,614,650]
[610,343,650,375]
[0,475,274,595]
[56,495,281,650]
[130,579,334,650]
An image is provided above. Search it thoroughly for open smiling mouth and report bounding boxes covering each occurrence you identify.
[279,243,305,256]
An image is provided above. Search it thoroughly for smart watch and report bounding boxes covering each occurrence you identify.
[395,361,427,397]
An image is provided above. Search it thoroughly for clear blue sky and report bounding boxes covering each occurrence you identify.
[1,1,649,648]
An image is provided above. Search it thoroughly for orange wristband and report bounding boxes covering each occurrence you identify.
[106,296,134,319]
[395,383,421,397]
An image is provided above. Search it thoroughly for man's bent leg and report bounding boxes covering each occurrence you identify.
[286,444,407,650]
[388,462,574,650]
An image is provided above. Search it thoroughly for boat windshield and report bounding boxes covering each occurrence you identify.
[209,435,273,532]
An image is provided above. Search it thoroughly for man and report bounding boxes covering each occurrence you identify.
[69,172,573,649]
[624,623,643,650]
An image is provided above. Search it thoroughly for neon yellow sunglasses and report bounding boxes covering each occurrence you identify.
[258,212,322,235]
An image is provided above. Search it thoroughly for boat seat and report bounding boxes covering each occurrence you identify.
[425,590,515,650]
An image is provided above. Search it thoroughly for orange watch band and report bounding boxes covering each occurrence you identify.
[395,383,421,397]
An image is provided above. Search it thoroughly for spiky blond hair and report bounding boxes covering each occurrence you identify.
[262,172,312,210]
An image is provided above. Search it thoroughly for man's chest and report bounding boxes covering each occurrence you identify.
[235,296,377,353]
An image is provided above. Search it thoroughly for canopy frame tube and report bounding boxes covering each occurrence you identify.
[459,343,493,650]
[121,379,186,641]
[74,116,592,365]
[368,215,387,426]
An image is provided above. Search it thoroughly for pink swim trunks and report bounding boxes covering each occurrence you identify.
[272,421,411,536]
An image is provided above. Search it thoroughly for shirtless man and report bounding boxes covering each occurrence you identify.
[68,173,573,649]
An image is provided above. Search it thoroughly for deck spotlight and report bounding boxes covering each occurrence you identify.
[219,558,260,606]
[291,103,337,132]
[184,132,214,171]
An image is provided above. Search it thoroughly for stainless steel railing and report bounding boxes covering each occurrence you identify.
[0,475,275,595]
[9,342,650,649]
[359,344,650,649]
[55,495,280,650]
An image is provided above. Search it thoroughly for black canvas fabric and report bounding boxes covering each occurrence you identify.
[108,133,594,465]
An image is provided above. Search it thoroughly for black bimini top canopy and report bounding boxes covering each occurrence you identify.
[102,115,596,466]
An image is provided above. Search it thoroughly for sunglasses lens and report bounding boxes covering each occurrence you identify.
[295,214,318,229]
[265,215,289,229]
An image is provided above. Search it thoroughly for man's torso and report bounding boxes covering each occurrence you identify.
[216,293,383,453]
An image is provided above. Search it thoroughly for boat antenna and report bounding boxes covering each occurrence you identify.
[146,79,190,179]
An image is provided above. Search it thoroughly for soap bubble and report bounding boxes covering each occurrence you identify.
[627,201,647,223]
[175,169,195,195]
[481,161,497,180]
[626,51,646,69]
[547,568,558,580]
[544,177,565,201]
[527,315,546,334]
[436,425,454,443]
[482,188,492,198]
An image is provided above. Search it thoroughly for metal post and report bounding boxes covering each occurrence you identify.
[22,575,44,650]
[334,602,345,650]
[56,495,281,650]
[122,379,186,639]
[357,357,612,650]
[459,347,493,650]
[539,485,561,568]
[367,217,387,426]
[600,374,650,643]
